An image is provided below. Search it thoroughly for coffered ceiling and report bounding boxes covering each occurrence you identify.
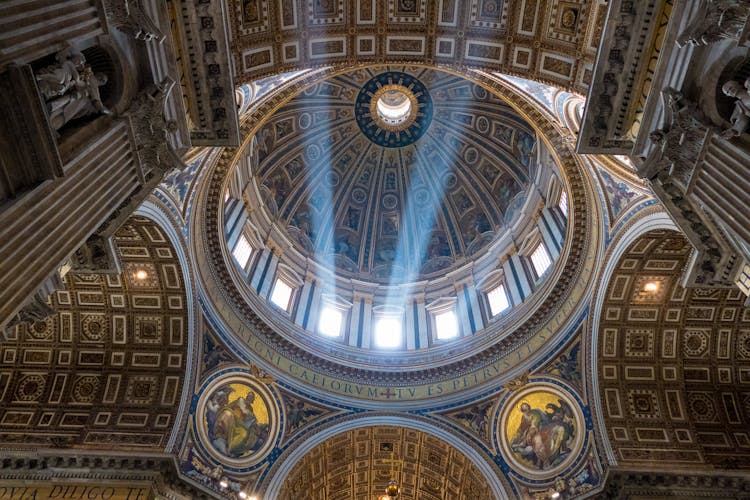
[598,230,750,469]
[277,426,494,500]
[0,217,189,451]
[228,0,607,93]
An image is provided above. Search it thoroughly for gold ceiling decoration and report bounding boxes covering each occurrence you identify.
[0,216,189,451]
[598,230,750,469]
[227,0,607,93]
[277,426,494,500]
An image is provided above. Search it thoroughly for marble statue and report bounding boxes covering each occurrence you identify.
[35,50,87,99]
[46,70,110,131]
[676,0,750,47]
[721,78,750,138]
[641,88,707,187]
[36,48,111,131]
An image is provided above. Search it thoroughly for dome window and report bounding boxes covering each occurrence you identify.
[270,278,294,312]
[232,234,253,270]
[376,88,413,125]
[434,309,459,340]
[374,316,402,348]
[558,190,568,218]
[487,284,510,317]
[318,306,344,338]
[530,242,552,279]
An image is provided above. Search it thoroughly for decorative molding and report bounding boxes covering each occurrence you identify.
[102,0,166,42]
[168,0,241,147]
[577,0,667,155]
[601,468,750,498]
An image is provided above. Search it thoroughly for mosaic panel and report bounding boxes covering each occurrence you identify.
[196,375,278,466]
[499,384,584,478]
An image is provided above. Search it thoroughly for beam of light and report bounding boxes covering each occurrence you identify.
[299,82,339,297]
[237,70,312,117]
[383,87,472,311]
[382,147,452,311]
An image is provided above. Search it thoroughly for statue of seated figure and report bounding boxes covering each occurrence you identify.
[721,78,750,138]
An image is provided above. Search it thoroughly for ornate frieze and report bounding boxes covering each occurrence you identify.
[577,0,671,155]
[0,453,205,499]
[601,469,750,498]
[167,0,240,147]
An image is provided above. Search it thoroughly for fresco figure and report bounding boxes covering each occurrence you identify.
[206,386,269,459]
[514,131,535,167]
[510,399,575,470]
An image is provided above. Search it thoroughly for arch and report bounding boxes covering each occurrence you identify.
[263,415,509,499]
[135,201,200,451]
[587,210,678,464]
[0,215,191,452]
[592,226,750,469]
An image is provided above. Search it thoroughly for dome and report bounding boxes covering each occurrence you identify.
[218,65,571,373]
[252,66,538,283]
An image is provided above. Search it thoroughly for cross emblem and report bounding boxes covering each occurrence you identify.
[380,387,396,399]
